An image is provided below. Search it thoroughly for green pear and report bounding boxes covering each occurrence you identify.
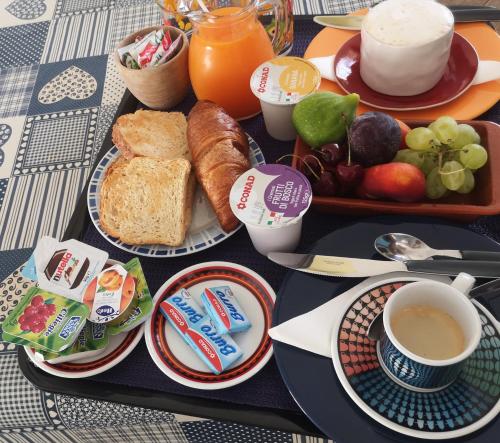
[292,92,359,149]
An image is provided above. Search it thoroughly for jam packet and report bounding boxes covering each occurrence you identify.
[201,286,251,334]
[185,316,243,374]
[107,258,153,335]
[159,288,205,336]
[26,236,108,302]
[2,288,89,353]
[82,264,135,324]
[35,321,108,363]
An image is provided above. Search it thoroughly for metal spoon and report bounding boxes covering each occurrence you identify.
[367,278,500,341]
[374,233,500,262]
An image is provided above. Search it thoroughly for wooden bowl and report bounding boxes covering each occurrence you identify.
[291,120,500,222]
[114,26,189,110]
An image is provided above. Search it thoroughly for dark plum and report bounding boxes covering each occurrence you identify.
[312,170,338,196]
[348,112,401,167]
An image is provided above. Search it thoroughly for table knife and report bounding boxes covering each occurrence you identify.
[267,252,500,278]
[314,8,500,30]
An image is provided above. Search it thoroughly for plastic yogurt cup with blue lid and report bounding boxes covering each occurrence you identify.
[229,164,312,255]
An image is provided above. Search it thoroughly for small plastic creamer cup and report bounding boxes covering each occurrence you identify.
[229,164,312,256]
[250,57,321,141]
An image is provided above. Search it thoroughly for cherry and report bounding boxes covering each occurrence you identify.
[300,155,322,182]
[31,295,44,307]
[335,161,365,195]
[312,170,338,196]
[318,143,343,168]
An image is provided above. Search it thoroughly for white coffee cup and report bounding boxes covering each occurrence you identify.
[380,273,482,391]
[360,0,454,96]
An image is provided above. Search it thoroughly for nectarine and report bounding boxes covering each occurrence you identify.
[356,162,425,203]
[396,119,411,149]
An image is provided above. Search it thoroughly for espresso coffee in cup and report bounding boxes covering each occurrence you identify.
[360,0,454,96]
[391,304,465,360]
[380,273,482,391]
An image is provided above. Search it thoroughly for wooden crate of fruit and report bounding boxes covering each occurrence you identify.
[291,103,500,221]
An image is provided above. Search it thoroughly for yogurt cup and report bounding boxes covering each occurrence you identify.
[250,57,321,141]
[230,164,312,255]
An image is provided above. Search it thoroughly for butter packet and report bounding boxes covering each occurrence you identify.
[2,288,89,353]
[159,288,205,336]
[28,236,108,302]
[201,286,251,334]
[35,321,108,363]
[107,258,153,335]
[185,316,243,374]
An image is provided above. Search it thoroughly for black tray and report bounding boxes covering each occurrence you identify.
[16,12,500,437]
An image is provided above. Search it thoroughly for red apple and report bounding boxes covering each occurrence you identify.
[356,162,425,203]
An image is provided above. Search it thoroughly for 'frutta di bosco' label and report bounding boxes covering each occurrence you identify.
[230,164,312,228]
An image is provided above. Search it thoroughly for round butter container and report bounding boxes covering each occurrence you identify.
[250,57,321,141]
[229,164,312,255]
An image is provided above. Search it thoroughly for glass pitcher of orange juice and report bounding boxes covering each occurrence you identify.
[187,0,285,120]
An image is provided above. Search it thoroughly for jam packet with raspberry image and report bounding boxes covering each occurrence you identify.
[35,321,109,363]
[2,288,89,353]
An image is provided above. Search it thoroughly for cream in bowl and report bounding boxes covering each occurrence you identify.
[360,0,454,96]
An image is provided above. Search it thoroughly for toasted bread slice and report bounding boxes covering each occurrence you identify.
[112,110,190,161]
[99,157,193,246]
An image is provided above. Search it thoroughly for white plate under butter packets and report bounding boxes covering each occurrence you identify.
[25,324,144,379]
[87,135,265,258]
[145,262,275,390]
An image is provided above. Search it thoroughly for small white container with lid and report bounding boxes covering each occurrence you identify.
[229,164,312,256]
[250,57,321,141]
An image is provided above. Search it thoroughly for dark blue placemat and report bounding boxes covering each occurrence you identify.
[82,18,500,412]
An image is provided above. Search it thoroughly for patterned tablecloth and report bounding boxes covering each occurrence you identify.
[0,0,497,442]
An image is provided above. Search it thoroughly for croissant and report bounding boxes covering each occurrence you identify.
[187,101,250,233]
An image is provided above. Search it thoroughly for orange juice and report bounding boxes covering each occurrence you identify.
[189,6,275,120]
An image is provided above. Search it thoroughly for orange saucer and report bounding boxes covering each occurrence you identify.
[305,15,500,119]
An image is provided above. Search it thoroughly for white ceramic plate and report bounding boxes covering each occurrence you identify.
[145,262,275,390]
[87,135,265,258]
[25,325,144,379]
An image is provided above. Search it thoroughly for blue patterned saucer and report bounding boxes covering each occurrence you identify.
[331,281,500,439]
[87,135,265,257]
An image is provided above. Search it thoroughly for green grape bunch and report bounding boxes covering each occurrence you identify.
[392,116,488,199]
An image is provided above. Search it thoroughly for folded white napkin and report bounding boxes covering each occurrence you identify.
[268,272,449,358]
